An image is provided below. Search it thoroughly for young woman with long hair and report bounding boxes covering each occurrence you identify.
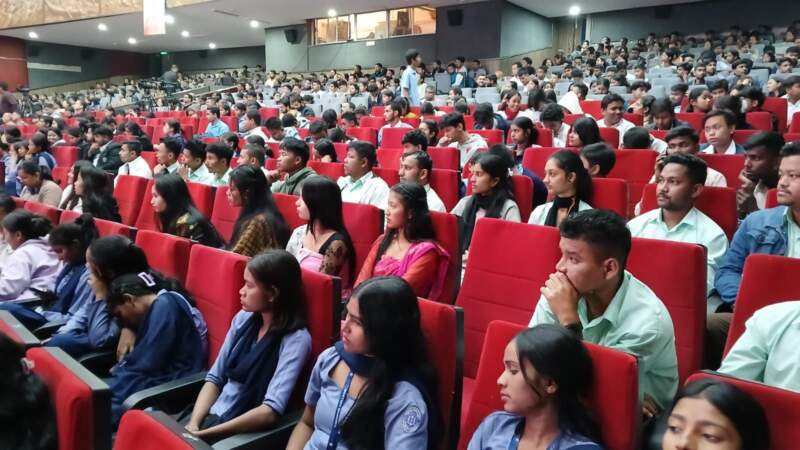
[227,165,290,257]
[151,174,224,248]
[528,151,593,227]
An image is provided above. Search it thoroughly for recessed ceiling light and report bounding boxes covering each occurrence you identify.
[568,5,581,16]
[127,37,137,45]
[327,9,337,17]
[208,42,217,49]
[28,31,39,39]
[181,30,190,38]
[98,23,108,31]
[165,14,175,24]
[249,20,259,28]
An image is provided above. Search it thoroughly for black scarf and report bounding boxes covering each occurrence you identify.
[459,188,511,254]
[544,196,577,227]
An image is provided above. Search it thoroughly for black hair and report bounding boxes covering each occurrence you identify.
[264,116,282,131]
[581,143,616,177]
[473,103,495,127]
[160,138,182,158]
[1,209,52,240]
[401,129,429,151]
[420,120,439,145]
[548,150,593,201]
[245,109,261,126]
[667,379,769,450]
[670,82,689,94]
[347,140,378,168]
[340,277,441,450]
[780,141,800,158]
[570,117,603,147]
[48,213,99,264]
[321,109,338,129]
[743,132,785,158]
[182,140,206,161]
[440,112,466,130]
[207,106,221,118]
[403,150,434,176]
[77,165,121,222]
[739,86,766,106]
[29,132,50,154]
[600,93,625,110]
[246,250,307,333]
[375,182,437,261]
[622,127,652,149]
[541,103,565,122]
[165,119,182,135]
[650,98,675,116]
[280,137,310,165]
[313,138,337,162]
[559,209,631,270]
[515,324,600,443]
[122,140,142,156]
[703,108,737,128]
[661,153,708,185]
[17,160,53,181]
[0,193,15,215]
[205,142,233,167]
[630,80,651,91]
[229,165,290,248]
[154,174,213,234]
[511,116,538,148]
[404,48,420,65]
[300,176,356,277]
[665,126,700,144]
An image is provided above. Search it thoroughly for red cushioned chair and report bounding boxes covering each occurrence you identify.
[623,112,644,126]
[697,154,745,190]
[140,152,157,169]
[359,116,386,130]
[746,111,773,131]
[429,168,460,212]
[598,127,620,146]
[115,175,150,226]
[418,298,464,450]
[258,107,279,121]
[52,146,79,168]
[134,180,160,232]
[521,147,573,179]
[765,188,778,208]
[640,184,738,240]
[185,182,215,219]
[427,146,461,171]
[591,178,628,218]
[400,117,421,128]
[308,161,345,181]
[429,211,461,304]
[373,166,400,187]
[675,112,704,132]
[785,132,800,142]
[345,127,378,145]
[511,174,533,222]
[52,166,71,188]
[62,207,135,238]
[579,100,603,119]
[210,186,240,243]
[115,410,211,449]
[563,113,584,125]
[471,129,503,146]
[23,201,61,224]
[11,196,26,209]
[28,347,111,450]
[722,254,800,357]
[791,113,800,133]
[376,147,404,169]
[135,230,192,283]
[628,237,706,383]
[458,321,639,450]
[220,116,237,132]
[649,129,669,141]
[686,371,800,450]
[380,127,412,148]
[342,202,384,275]
[273,193,304,231]
[763,97,788,132]
[607,149,657,217]
[0,310,41,348]
[331,142,348,161]
[370,106,385,116]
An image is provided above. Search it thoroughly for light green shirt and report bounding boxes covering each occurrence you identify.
[628,207,728,296]
[786,208,800,258]
[719,301,800,393]
[210,168,232,188]
[529,271,678,409]
[187,163,214,185]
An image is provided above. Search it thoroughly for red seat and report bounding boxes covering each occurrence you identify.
[115,410,209,449]
[427,147,461,171]
[220,116,237,132]
[345,127,378,145]
[27,347,111,450]
[623,112,644,126]
[418,298,464,450]
[370,106,385,116]
[302,268,342,359]
[791,113,800,133]
[185,182,215,218]
[381,127,412,148]
[429,212,460,304]
[258,107,279,121]
[746,111,773,131]
[0,310,40,348]
[471,129,502,146]
[94,217,134,238]
[202,137,219,144]
[209,186,240,243]
[134,179,159,232]
[723,254,800,357]
[458,321,639,450]
[598,127,620,146]
[23,201,61,224]
[520,147,573,178]
[763,97,788,132]
[640,184,738,240]
[377,147,404,170]
[273,193,304,231]
[52,166,71,188]
[140,152,157,169]
[135,230,193,283]
[52,146,79,168]
[359,116,386,130]
[342,202,383,276]
[373,166,400,187]
[456,220,562,379]
[686,371,800,450]
[784,132,800,142]
[579,100,603,119]
[628,237,706,383]
[607,149,657,217]
[649,129,669,140]
[115,175,150,226]
[765,188,778,208]
[591,178,628,218]
[675,112,704,132]
[429,169,460,212]
[697,154,745,190]
[511,174,533,222]
[11,196,26,209]
[400,117,421,128]
[185,245,247,364]
[308,161,345,181]
[563,113,584,125]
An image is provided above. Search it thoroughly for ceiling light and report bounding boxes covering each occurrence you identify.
[208,42,217,49]
[128,37,137,45]
[249,20,259,28]
[98,23,108,31]
[28,31,39,39]
[165,14,175,24]
[327,9,337,17]
[181,30,190,38]
[568,5,581,16]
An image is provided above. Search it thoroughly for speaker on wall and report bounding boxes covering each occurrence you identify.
[447,9,463,27]
[285,29,298,44]
[654,5,672,19]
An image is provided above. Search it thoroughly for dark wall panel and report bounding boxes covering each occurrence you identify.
[161,46,265,73]
[436,1,501,62]
[27,41,146,88]
[307,34,436,72]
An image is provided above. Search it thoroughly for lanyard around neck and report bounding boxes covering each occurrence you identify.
[326,371,355,450]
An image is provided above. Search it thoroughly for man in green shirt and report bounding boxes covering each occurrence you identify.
[204,143,233,188]
[268,137,316,196]
[529,209,678,417]
[179,141,214,185]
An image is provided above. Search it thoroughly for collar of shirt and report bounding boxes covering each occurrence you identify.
[785,207,800,234]
[650,207,697,233]
[344,171,374,191]
[167,161,180,173]
[723,139,737,155]
[189,164,208,177]
[577,271,632,329]
[215,167,232,181]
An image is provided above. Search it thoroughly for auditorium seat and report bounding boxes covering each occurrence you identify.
[763,97,788,132]
[52,146,80,168]
[115,410,212,449]
[376,147,404,169]
[342,202,383,275]
[63,210,134,238]
[380,127,411,148]
[332,142,349,161]
[0,310,41,348]
[623,112,644,126]
[427,146,461,171]
[52,166,71,188]
[115,175,150,226]
[628,237,706,383]
[579,100,603,119]
[746,111,773,131]
[598,127,620,146]
[139,152,157,169]
[521,147,572,182]
[591,178,628,218]
[307,160,345,180]
[11,196,26,209]
[697,154,745,190]
[639,184,738,240]
[511,174,533,222]
[400,117,421,128]
[273,193,304,231]
[686,371,800,450]
[429,168,460,211]
[23,201,61,224]
[369,105,384,116]
[135,230,192,283]
[458,320,639,450]
[373,166,400,187]
[564,113,584,125]
[722,254,800,357]
[210,186,240,243]
[359,116,386,130]
[133,180,159,232]
[471,129,502,146]
[675,112,704,132]
[607,149,657,216]
[429,211,461,304]
[765,188,778,208]
[345,127,378,145]
[185,182,215,218]
[27,347,111,450]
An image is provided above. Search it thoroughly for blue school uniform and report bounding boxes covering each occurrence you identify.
[205,311,311,420]
[303,345,430,450]
[107,290,208,427]
[467,412,603,450]
[46,295,120,357]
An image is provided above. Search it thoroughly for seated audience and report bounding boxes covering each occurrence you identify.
[286,276,440,450]
[205,142,234,188]
[237,142,269,175]
[737,132,784,219]
[580,142,616,177]
[685,87,713,114]
[473,102,509,135]
[0,210,60,302]
[153,138,182,176]
[398,147,446,213]
[540,104,571,148]
[151,174,224,247]
[59,161,92,211]
[87,126,123,172]
[530,209,678,416]
[116,140,153,182]
[72,165,121,221]
[0,194,15,268]
[240,109,269,141]
[700,110,744,155]
[529,150,593,226]
[418,119,440,147]
[487,144,548,209]
[785,75,800,127]
[653,127,727,186]
[25,132,56,170]
[507,116,538,153]
[179,140,213,185]
[357,182,450,301]
[312,138,337,163]
[337,140,390,210]
[228,165,291,256]
[17,161,62,207]
[596,93,634,146]
[647,98,690,131]
[203,107,230,138]
[163,120,187,149]
[623,126,668,152]
[378,100,413,146]
[269,137,316,195]
[496,90,522,121]
[568,117,603,148]
[437,112,488,167]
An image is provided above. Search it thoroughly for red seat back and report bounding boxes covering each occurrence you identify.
[607,149,657,216]
[579,100,603,119]
[115,410,206,449]
[697,154,744,190]
[370,106,385,116]
[186,182,215,218]
[471,129,502,146]
[564,113,584,125]
[675,112,704,132]
[342,202,383,276]
[115,175,150,226]
[428,146,460,171]
[373,166,400,187]
[511,174,533,222]
[640,184,738,240]
[458,321,639,450]
[308,161,345,181]
[52,166,70,188]
[686,371,800,450]
[456,220,562,377]
[61,210,133,237]
[186,245,247,365]
[628,237,706,383]
[332,142,349,161]
[134,179,159,232]
[360,116,386,130]
[135,230,193,284]
[380,127,411,148]
[591,178,628,218]
[723,254,800,357]
[429,169,460,212]
[220,116,237,132]
[429,211,460,304]
[598,127,620,146]
[210,186,240,243]
[623,113,644,126]
[418,298,464,450]
[0,310,40,348]
[746,111,773,131]
[765,188,778,209]
[521,147,573,178]
[345,127,378,145]
[400,117,421,128]
[301,269,341,360]
[52,146,79,168]
[273,193,304,231]
[377,147,404,170]
[28,347,111,450]
[763,97,788,132]
[23,201,61,224]
[140,151,157,169]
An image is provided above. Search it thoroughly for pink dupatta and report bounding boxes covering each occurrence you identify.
[373,241,450,301]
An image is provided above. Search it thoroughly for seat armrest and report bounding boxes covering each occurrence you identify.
[122,371,208,414]
[212,409,302,450]
[13,297,43,309]
[77,350,118,377]
[34,320,67,339]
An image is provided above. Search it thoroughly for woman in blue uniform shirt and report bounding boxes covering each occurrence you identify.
[183,250,312,442]
[286,276,441,450]
[467,324,603,450]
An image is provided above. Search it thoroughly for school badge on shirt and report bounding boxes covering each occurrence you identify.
[401,405,424,433]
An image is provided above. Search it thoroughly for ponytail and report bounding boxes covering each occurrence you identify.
[1,210,52,240]
[49,213,99,262]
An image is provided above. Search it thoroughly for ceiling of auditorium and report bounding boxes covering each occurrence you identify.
[0,0,705,54]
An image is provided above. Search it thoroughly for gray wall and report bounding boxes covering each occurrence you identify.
[499,2,553,57]
[161,46,265,73]
[26,43,113,88]
[308,34,436,72]
[587,0,800,41]
[265,25,310,72]
[436,1,502,61]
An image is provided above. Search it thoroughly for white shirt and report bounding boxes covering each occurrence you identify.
[754,181,769,210]
[552,122,571,148]
[425,184,446,212]
[596,118,635,146]
[438,133,488,167]
[243,126,270,142]
[528,200,593,225]
[337,171,390,210]
[377,120,412,146]
[701,140,738,155]
[116,156,153,185]
[784,94,800,125]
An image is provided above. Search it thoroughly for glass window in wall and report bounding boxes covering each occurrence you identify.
[389,8,412,37]
[355,11,387,40]
[412,7,436,34]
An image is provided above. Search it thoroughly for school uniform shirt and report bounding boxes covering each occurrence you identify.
[528,200,593,226]
[596,118,634,146]
[0,238,61,302]
[165,161,181,175]
[401,66,420,106]
[210,168,232,188]
[187,163,215,185]
[38,265,94,323]
[206,311,311,417]
[204,120,230,138]
[699,141,745,155]
[467,411,602,450]
[20,179,63,208]
[552,123,571,148]
[754,181,769,210]
[337,172,390,211]
[52,296,119,356]
[116,156,153,183]
[530,271,679,410]
[378,121,413,146]
[303,346,429,450]
[628,207,728,296]
[719,301,800,393]
[438,134,489,168]
[783,95,800,126]
[242,126,269,142]
[425,184,446,212]
[451,196,521,222]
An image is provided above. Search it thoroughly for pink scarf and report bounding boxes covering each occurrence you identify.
[373,241,450,301]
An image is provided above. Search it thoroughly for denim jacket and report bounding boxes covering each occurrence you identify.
[714,206,788,303]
